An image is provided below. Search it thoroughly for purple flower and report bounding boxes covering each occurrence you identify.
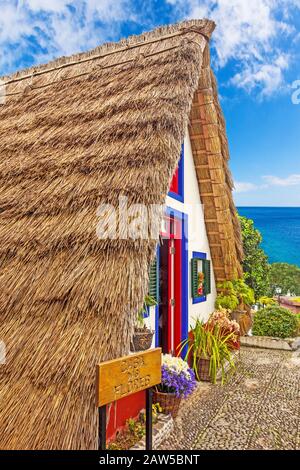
[157,364,197,398]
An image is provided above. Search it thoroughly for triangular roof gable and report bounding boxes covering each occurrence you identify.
[0,20,242,449]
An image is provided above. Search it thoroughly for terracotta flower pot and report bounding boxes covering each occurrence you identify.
[152,390,182,418]
[231,309,252,336]
[230,309,245,323]
[130,329,154,351]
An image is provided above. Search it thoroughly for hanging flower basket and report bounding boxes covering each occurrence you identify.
[153,354,197,418]
[152,390,182,418]
[130,328,154,352]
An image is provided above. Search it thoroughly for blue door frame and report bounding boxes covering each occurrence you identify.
[155,207,188,358]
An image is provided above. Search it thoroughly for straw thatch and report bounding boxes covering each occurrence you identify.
[0,19,242,449]
[189,45,243,281]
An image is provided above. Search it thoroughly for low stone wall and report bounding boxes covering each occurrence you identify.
[241,335,300,351]
[279,297,300,314]
[131,414,174,450]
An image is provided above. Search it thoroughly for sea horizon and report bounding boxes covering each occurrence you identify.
[237,207,300,267]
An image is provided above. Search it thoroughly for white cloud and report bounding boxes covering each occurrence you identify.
[263,174,300,186]
[0,0,299,99]
[234,182,258,193]
[234,174,300,193]
[0,0,130,74]
[21,0,70,12]
[167,0,300,96]
[231,53,290,96]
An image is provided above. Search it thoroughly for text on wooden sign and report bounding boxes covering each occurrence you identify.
[96,348,161,407]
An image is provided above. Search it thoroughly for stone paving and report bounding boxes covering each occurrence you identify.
[159,347,300,450]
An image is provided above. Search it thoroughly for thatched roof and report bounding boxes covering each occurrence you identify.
[189,45,243,281]
[0,19,242,449]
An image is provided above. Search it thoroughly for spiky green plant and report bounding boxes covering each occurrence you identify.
[136,295,157,328]
[178,319,235,385]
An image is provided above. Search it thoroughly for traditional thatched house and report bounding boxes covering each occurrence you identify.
[0,19,243,449]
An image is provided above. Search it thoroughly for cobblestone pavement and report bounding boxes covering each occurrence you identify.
[159,347,300,450]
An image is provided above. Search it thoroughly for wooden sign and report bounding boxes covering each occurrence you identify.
[96,347,161,407]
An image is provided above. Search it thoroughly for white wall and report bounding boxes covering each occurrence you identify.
[166,133,217,327]
[186,132,217,324]
[146,132,217,342]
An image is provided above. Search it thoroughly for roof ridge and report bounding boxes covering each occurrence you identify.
[1,19,215,83]
[3,29,209,91]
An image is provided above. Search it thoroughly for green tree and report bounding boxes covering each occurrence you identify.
[269,263,300,295]
[239,216,270,299]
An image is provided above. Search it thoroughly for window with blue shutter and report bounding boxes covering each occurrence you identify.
[191,258,199,298]
[143,257,159,319]
[191,252,211,303]
[148,257,159,303]
[203,259,211,295]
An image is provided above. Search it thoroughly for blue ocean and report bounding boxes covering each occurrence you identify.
[237,207,300,267]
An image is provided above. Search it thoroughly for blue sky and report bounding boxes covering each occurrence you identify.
[1,0,300,206]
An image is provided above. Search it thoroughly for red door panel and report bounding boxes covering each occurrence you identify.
[159,215,182,356]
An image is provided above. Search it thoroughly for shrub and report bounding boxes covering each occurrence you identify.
[216,279,255,311]
[216,293,239,311]
[252,306,298,338]
[258,296,277,307]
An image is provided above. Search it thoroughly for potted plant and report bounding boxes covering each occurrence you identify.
[216,279,255,334]
[153,354,196,418]
[215,280,239,312]
[179,312,239,384]
[205,309,241,351]
[131,295,157,352]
